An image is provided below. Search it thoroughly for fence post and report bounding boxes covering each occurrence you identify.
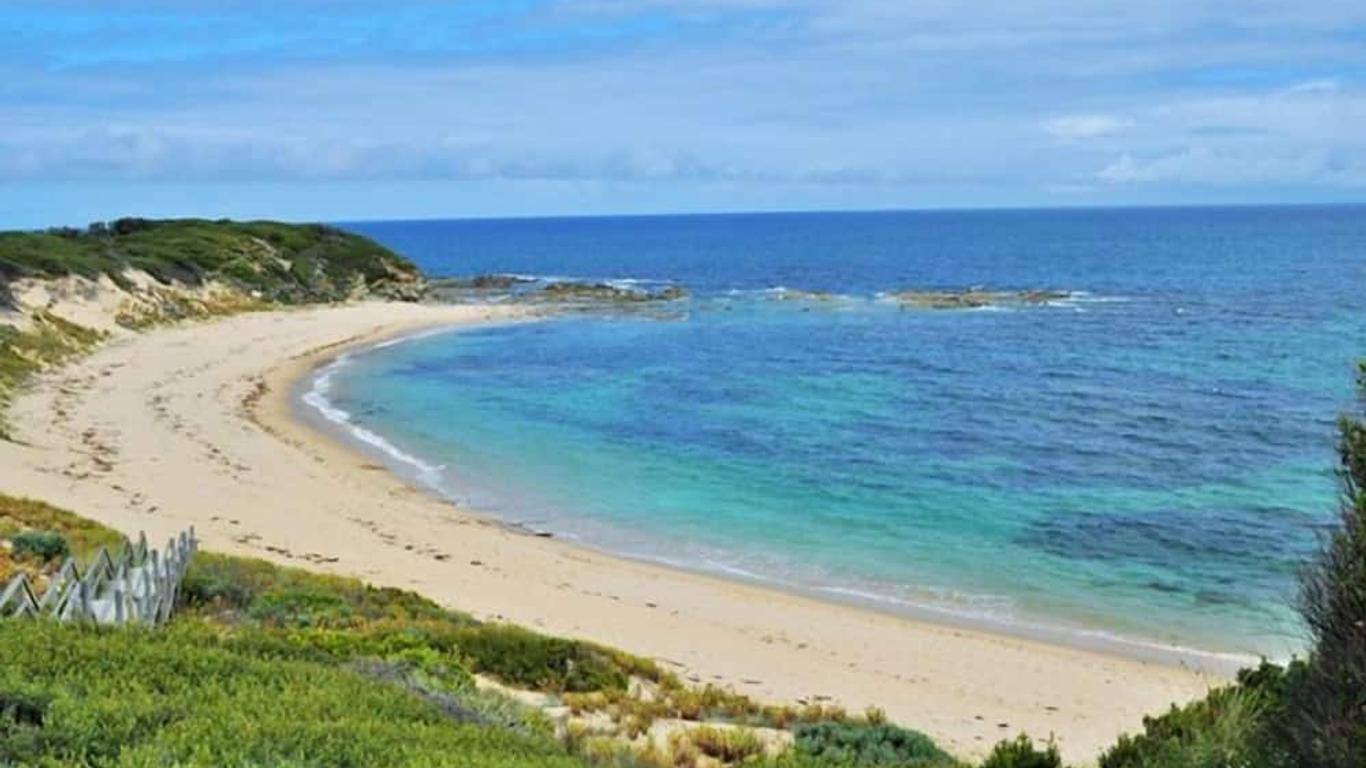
[2,526,194,626]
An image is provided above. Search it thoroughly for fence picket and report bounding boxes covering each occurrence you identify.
[1,527,196,626]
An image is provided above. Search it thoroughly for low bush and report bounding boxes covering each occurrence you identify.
[0,495,125,578]
[8,530,69,563]
[0,620,581,768]
[981,735,1062,768]
[182,552,652,695]
[453,624,630,693]
[793,721,960,767]
[1100,681,1277,768]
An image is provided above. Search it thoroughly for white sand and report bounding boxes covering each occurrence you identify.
[0,302,1221,764]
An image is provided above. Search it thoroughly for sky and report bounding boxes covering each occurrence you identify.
[1,0,1364,228]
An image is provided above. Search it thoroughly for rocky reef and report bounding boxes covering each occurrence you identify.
[429,275,688,307]
[890,288,1069,310]
[771,289,838,302]
[429,274,536,293]
[529,281,687,304]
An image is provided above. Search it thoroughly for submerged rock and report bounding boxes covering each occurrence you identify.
[428,274,535,292]
[772,289,837,302]
[891,288,1069,310]
[529,281,687,304]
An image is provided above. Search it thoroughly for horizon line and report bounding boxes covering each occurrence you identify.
[8,199,1366,233]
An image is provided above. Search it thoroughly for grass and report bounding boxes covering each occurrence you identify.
[678,725,768,763]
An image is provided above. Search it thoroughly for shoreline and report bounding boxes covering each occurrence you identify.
[0,302,1222,764]
[293,325,1257,677]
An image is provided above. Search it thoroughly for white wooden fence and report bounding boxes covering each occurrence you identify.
[0,527,197,625]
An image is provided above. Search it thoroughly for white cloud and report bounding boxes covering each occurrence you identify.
[1096,146,1360,186]
[1,0,1363,208]
[1044,114,1134,141]
[1089,78,1365,188]
[1284,78,1342,94]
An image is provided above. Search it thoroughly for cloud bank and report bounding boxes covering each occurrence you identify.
[0,0,1362,224]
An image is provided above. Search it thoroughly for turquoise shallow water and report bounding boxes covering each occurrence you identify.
[318,207,1366,660]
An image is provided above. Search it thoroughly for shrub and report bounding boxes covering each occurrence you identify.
[1289,361,1366,767]
[1100,684,1272,768]
[677,725,766,763]
[982,735,1062,768]
[249,586,356,627]
[453,624,630,693]
[0,495,124,562]
[181,552,460,625]
[793,721,959,767]
[8,530,69,562]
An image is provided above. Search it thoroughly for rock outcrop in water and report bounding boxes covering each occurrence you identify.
[425,274,535,302]
[528,281,687,304]
[891,288,1069,310]
[445,274,536,291]
[772,289,838,302]
[427,275,687,306]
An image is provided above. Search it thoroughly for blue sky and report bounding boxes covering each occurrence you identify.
[1,1,1363,228]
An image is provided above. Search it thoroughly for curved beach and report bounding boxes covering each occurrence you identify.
[0,302,1219,763]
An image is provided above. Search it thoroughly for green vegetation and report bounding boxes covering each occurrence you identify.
[1287,360,1366,767]
[1100,666,1294,768]
[0,218,423,306]
[791,721,959,767]
[181,551,659,698]
[0,621,580,768]
[681,726,768,763]
[8,531,69,563]
[980,736,1062,768]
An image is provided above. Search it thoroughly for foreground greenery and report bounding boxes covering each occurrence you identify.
[4,361,1366,766]
[1,495,994,767]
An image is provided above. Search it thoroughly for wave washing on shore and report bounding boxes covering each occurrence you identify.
[310,207,1366,662]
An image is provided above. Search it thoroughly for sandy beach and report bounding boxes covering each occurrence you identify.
[0,302,1221,764]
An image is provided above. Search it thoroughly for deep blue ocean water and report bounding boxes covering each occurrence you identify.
[320,207,1366,660]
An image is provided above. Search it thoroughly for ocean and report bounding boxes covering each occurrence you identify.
[309,206,1365,662]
